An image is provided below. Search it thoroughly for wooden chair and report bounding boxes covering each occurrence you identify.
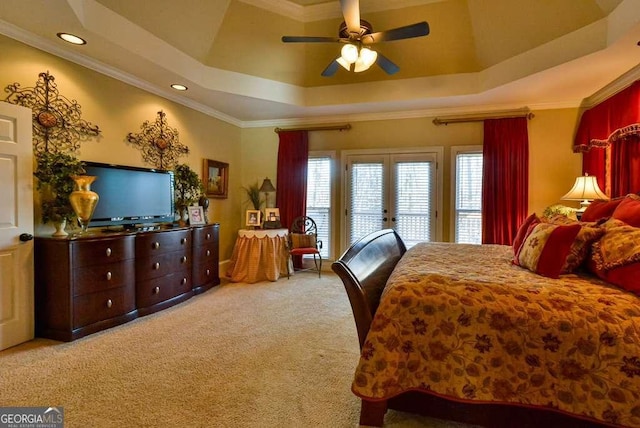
[287,216,322,278]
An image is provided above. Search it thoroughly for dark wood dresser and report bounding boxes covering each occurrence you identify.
[192,224,220,294]
[34,224,220,341]
[34,234,137,342]
[135,228,193,316]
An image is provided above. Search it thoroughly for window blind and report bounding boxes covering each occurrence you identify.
[455,152,483,244]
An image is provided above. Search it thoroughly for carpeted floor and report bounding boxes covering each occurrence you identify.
[0,272,474,428]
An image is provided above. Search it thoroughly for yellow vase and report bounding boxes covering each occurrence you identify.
[69,175,99,233]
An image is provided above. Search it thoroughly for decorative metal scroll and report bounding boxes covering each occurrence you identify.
[3,71,101,154]
[126,111,189,169]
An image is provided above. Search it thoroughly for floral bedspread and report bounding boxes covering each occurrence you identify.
[352,242,640,427]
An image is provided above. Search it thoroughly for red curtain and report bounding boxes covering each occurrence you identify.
[275,130,309,229]
[481,117,529,245]
[573,80,640,197]
[611,135,640,196]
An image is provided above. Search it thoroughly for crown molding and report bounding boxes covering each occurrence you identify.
[0,19,243,128]
[580,63,640,108]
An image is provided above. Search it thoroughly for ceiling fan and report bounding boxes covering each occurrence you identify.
[281,0,430,77]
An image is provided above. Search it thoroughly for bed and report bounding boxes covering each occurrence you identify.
[332,199,640,428]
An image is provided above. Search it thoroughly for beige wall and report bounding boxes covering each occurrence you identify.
[0,35,242,260]
[2,33,584,262]
[241,111,583,256]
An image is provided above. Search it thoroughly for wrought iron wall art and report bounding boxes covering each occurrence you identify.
[3,71,101,154]
[126,111,189,169]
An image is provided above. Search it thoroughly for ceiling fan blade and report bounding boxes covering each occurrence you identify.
[376,53,400,75]
[282,36,341,43]
[363,22,430,44]
[321,59,341,77]
[340,0,361,35]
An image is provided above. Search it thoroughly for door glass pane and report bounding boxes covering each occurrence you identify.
[394,161,432,247]
[307,157,331,258]
[349,162,384,244]
[455,153,483,244]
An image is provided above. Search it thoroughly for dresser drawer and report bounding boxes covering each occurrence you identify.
[136,229,190,257]
[72,235,135,267]
[136,250,191,281]
[136,273,192,308]
[74,259,135,296]
[193,261,218,285]
[73,285,135,329]
[193,226,218,247]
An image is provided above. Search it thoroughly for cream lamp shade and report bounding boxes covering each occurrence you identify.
[561,174,609,211]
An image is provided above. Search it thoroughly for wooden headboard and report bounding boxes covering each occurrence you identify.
[331,229,407,349]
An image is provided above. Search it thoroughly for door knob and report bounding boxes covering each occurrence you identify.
[19,233,33,242]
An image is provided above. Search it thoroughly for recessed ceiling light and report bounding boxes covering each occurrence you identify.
[57,33,86,45]
[171,84,188,91]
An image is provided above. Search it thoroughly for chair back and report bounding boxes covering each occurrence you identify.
[289,216,318,249]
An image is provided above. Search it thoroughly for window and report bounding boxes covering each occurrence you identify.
[306,154,332,258]
[452,146,483,244]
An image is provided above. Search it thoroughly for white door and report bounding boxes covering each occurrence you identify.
[0,101,34,351]
[345,152,438,249]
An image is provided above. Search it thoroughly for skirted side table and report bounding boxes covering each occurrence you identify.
[226,228,291,283]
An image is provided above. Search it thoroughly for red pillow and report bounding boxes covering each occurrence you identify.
[611,195,640,227]
[580,198,622,222]
[516,223,582,278]
[512,213,540,255]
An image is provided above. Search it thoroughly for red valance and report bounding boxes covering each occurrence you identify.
[573,80,640,152]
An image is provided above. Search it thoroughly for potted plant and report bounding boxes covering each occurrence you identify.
[243,181,262,210]
[173,163,204,224]
[33,151,86,235]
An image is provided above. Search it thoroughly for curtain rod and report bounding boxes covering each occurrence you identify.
[432,109,534,126]
[274,124,351,133]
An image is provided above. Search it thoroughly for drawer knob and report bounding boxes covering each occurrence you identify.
[106,299,113,308]
[181,256,187,263]
[181,277,187,285]
[106,271,112,281]
[206,269,210,276]
[152,242,160,249]
[153,262,160,270]
[181,238,187,245]
[206,249,211,256]
[206,233,211,240]
[154,286,160,294]
[106,248,112,257]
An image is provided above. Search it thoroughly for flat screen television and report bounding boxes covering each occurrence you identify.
[84,161,175,230]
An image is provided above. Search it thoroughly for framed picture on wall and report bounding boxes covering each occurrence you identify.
[203,159,229,199]
[246,210,261,227]
[188,206,206,225]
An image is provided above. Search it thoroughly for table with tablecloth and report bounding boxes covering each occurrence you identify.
[226,228,291,283]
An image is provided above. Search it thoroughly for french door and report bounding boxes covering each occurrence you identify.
[345,151,440,249]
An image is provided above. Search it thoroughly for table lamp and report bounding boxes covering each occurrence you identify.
[561,173,608,214]
[259,178,276,208]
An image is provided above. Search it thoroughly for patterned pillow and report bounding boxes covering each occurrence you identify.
[538,215,604,273]
[512,213,540,256]
[290,233,317,249]
[589,221,640,294]
[516,222,582,278]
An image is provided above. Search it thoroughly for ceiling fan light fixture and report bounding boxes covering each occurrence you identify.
[354,47,377,72]
[340,43,358,64]
[336,57,351,71]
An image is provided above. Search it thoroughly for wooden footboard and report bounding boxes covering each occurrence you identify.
[331,229,406,349]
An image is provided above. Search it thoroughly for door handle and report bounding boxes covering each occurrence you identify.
[19,233,33,242]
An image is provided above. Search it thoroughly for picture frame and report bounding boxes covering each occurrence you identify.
[188,206,206,226]
[203,159,229,199]
[264,208,280,222]
[245,210,261,227]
